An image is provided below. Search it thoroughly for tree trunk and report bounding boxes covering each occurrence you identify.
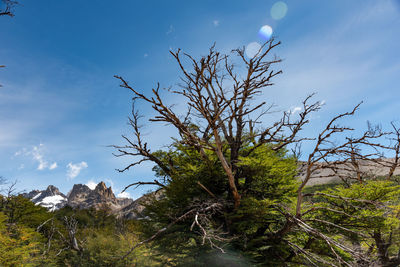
[213,129,241,208]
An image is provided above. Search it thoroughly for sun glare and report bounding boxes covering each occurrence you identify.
[271,1,288,20]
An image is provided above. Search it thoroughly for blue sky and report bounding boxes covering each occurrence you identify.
[1,0,399,199]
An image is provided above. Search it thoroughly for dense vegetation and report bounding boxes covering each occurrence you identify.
[2,161,400,266]
[0,191,159,266]
[135,144,400,266]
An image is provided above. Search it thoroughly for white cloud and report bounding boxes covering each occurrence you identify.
[15,144,57,171]
[66,161,88,179]
[290,106,302,114]
[117,191,131,199]
[213,20,220,27]
[144,53,148,58]
[49,162,58,170]
[86,180,97,190]
[32,144,46,170]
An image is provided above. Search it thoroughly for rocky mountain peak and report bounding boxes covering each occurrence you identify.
[22,185,67,212]
[44,185,62,196]
[94,181,115,200]
[24,181,135,215]
[67,181,121,210]
[95,181,107,191]
[68,184,92,208]
[68,184,90,197]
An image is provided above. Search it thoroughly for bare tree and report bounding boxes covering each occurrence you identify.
[114,39,321,209]
[36,215,85,256]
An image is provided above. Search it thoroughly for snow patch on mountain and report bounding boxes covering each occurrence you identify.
[32,192,42,200]
[36,195,67,212]
[40,195,67,205]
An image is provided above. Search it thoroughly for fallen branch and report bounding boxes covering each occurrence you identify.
[120,202,223,260]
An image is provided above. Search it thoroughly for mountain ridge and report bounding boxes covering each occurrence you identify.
[23,181,135,214]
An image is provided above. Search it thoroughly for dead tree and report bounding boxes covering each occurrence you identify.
[63,216,81,252]
[36,215,84,257]
[113,39,320,209]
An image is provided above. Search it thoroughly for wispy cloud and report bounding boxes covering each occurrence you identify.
[15,143,58,171]
[33,144,49,170]
[166,24,174,35]
[49,162,58,170]
[213,20,220,27]
[66,161,88,179]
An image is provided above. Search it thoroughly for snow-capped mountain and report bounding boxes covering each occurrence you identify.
[23,181,133,213]
[23,185,68,212]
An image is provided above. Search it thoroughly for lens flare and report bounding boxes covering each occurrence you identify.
[271,1,288,20]
[258,25,273,41]
[245,42,262,58]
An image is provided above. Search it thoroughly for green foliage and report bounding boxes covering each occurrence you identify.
[142,140,400,266]
[228,145,299,263]
[302,180,400,265]
[60,229,157,267]
[142,142,301,265]
[144,143,230,264]
[0,192,158,266]
[0,194,51,228]
[0,211,43,266]
[50,207,157,266]
[237,145,299,200]
[2,148,400,265]
[153,143,228,204]
[308,181,400,233]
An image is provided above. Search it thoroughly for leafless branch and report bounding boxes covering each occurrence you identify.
[295,103,392,217]
[121,180,166,193]
[0,0,18,17]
